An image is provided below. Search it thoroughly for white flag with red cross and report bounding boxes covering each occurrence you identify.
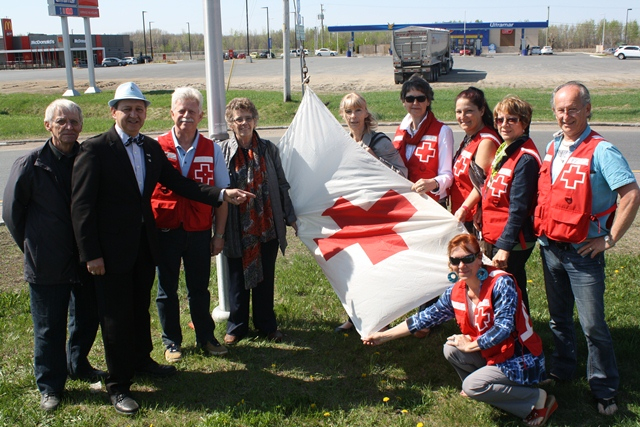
[277,87,465,337]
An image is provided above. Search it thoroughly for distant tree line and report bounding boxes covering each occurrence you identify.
[126,19,639,56]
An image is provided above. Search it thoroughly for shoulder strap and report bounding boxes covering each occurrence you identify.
[369,132,386,150]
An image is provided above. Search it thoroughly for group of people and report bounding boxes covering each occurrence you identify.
[3,82,295,415]
[3,76,638,423]
[349,76,638,425]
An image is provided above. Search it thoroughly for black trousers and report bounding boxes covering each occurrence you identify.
[94,228,156,395]
[225,239,279,338]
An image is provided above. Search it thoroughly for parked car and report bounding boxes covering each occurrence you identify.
[315,48,337,56]
[250,52,258,59]
[101,57,126,67]
[541,46,553,55]
[258,50,275,58]
[136,55,153,63]
[459,46,471,55]
[604,47,616,55]
[123,56,138,65]
[614,45,640,59]
[530,46,542,55]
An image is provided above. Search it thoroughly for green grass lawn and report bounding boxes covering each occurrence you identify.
[1,227,639,426]
[1,88,639,141]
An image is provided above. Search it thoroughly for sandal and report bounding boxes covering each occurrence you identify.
[524,394,558,427]
[597,397,617,416]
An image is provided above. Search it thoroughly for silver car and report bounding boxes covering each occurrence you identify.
[614,45,640,60]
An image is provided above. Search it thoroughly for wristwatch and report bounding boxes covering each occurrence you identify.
[603,234,615,248]
[214,232,225,239]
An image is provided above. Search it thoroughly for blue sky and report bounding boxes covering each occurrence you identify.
[3,0,637,36]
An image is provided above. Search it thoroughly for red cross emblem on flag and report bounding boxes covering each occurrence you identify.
[415,141,436,163]
[560,164,587,190]
[314,190,417,265]
[193,163,214,185]
[488,174,509,198]
[454,155,470,177]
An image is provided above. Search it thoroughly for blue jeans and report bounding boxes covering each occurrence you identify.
[30,282,98,394]
[540,243,619,399]
[156,228,215,348]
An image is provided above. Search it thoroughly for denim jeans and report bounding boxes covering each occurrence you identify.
[540,243,619,399]
[156,228,215,348]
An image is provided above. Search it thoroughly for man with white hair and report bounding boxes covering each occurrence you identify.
[151,87,229,362]
[3,99,104,411]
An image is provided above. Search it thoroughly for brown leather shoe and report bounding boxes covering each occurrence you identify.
[224,334,240,345]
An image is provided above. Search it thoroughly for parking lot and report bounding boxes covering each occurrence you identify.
[1,51,639,94]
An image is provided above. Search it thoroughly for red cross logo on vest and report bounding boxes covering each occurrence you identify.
[475,306,493,333]
[489,174,509,198]
[314,190,417,265]
[454,155,470,177]
[559,164,587,190]
[415,141,436,163]
[193,163,214,185]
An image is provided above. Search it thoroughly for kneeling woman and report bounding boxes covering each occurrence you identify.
[362,234,557,427]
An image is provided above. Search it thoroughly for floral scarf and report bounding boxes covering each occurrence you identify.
[234,134,276,289]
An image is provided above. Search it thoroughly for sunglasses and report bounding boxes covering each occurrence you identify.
[495,116,520,125]
[449,253,479,266]
[404,95,428,103]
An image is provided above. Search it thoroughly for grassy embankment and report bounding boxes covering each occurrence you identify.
[1,87,639,141]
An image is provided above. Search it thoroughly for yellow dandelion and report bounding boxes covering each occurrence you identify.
[324,412,331,417]
[310,375,314,380]
[310,403,316,408]
[401,409,408,414]
[272,363,276,368]
[527,279,533,283]
[417,423,424,427]
[343,333,349,337]
[383,397,390,402]
[614,269,619,274]
[362,373,367,378]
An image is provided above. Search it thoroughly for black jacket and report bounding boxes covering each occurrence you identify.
[3,140,82,284]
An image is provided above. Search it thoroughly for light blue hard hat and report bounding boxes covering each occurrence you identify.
[108,82,151,108]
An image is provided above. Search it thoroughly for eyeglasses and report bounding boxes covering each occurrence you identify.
[233,116,254,124]
[495,116,520,126]
[449,253,479,266]
[554,108,582,117]
[53,118,82,127]
[404,95,428,104]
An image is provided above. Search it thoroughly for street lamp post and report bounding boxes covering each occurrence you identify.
[187,21,192,60]
[142,11,148,56]
[262,7,270,59]
[626,9,632,44]
[601,16,606,47]
[245,0,251,61]
[149,21,154,60]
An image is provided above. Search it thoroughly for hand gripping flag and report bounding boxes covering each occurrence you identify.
[277,88,465,336]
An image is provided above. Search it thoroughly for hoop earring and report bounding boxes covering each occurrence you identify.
[447,272,459,283]
[477,267,488,281]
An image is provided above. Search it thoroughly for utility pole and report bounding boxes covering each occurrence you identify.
[546,6,550,46]
[283,0,291,101]
[262,7,270,58]
[186,21,192,60]
[149,21,154,60]
[245,0,251,62]
[626,9,632,44]
[319,4,325,47]
[142,11,148,56]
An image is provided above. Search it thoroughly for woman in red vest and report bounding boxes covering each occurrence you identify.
[362,234,557,427]
[451,87,501,232]
[393,74,454,207]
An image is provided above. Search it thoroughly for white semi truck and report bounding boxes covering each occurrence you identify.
[392,26,453,84]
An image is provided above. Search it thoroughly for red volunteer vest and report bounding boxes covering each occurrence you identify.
[393,112,444,201]
[481,138,540,246]
[534,130,616,243]
[151,132,216,231]
[451,127,501,221]
[450,267,543,365]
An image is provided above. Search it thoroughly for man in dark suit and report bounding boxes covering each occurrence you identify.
[71,82,252,415]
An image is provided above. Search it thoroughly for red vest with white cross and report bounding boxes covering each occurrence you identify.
[151,132,216,231]
[533,130,616,243]
[450,267,543,365]
[481,138,540,246]
[393,113,444,201]
[451,127,501,221]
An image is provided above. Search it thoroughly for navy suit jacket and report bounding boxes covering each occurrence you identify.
[71,125,222,274]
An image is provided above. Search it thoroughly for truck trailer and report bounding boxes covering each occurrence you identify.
[392,26,453,84]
